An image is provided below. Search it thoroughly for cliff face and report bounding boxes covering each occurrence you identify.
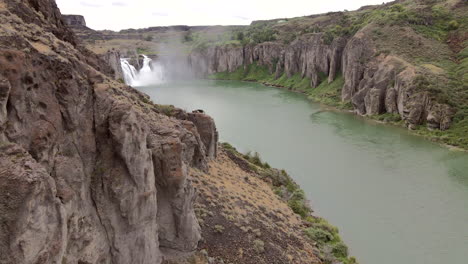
[101,50,125,80]
[0,1,218,263]
[189,29,455,131]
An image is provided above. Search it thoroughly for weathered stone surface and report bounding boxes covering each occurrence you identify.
[341,30,375,101]
[187,112,218,159]
[427,104,455,131]
[189,45,244,76]
[251,42,284,73]
[364,88,386,115]
[101,50,124,80]
[0,74,10,141]
[0,1,219,263]
[284,34,346,87]
[385,88,398,114]
[0,144,66,264]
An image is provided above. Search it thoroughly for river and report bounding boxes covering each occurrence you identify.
[138,80,468,264]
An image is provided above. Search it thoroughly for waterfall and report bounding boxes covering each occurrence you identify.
[140,55,152,73]
[120,55,165,86]
[121,59,138,85]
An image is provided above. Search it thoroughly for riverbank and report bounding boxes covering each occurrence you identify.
[208,63,468,152]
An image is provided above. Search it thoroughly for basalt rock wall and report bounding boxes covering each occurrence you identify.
[189,29,454,130]
[0,1,217,264]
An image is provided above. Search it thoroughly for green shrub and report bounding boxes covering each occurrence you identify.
[291,189,306,201]
[448,20,460,30]
[246,25,278,44]
[221,142,236,152]
[331,241,349,258]
[304,227,334,244]
[236,31,245,41]
[322,31,335,45]
[288,199,310,218]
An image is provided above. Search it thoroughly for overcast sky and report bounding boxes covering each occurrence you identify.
[56,0,388,31]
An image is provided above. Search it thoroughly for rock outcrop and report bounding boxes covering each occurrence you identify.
[0,1,217,263]
[101,49,125,80]
[63,15,86,27]
[189,44,245,76]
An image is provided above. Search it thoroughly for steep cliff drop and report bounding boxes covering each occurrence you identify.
[0,0,215,263]
[121,55,165,86]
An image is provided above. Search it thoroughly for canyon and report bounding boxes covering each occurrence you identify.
[0,0,466,263]
[0,0,351,264]
[73,0,467,150]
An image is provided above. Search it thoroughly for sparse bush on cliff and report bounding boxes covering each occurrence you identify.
[214,225,225,233]
[448,20,459,30]
[221,142,236,152]
[304,216,354,263]
[253,239,265,253]
[243,151,271,169]
[288,198,311,218]
[305,227,334,243]
[331,241,349,259]
[154,104,176,117]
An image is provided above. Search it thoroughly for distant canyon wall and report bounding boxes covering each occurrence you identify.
[188,29,454,131]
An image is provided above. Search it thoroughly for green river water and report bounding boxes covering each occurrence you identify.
[138,80,468,264]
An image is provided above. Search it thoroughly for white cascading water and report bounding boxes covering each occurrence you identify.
[120,55,165,86]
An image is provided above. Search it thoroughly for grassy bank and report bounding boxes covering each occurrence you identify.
[209,63,352,110]
[221,142,358,264]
